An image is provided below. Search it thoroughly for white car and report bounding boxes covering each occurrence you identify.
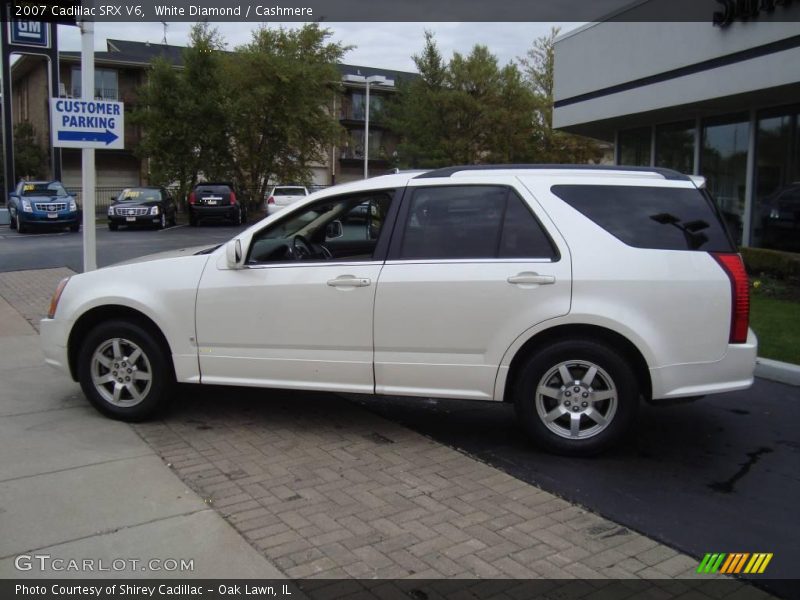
[41,166,757,455]
[266,185,308,215]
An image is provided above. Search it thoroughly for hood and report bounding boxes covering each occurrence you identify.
[111,245,216,267]
[21,195,71,202]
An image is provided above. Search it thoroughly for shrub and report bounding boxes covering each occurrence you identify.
[740,247,800,281]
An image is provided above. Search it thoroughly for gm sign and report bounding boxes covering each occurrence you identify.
[9,21,50,48]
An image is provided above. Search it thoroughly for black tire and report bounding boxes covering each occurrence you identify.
[77,319,174,422]
[157,213,166,229]
[108,223,118,231]
[69,223,80,232]
[169,211,177,227]
[513,339,639,456]
[189,213,197,227]
[9,210,16,230]
[16,213,28,233]
[232,207,242,226]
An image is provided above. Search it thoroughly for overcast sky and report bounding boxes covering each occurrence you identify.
[55,22,583,72]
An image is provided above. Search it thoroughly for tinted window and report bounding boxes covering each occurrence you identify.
[273,187,306,196]
[195,185,231,194]
[551,185,735,252]
[499,194,557,259]
[399,186,556,260]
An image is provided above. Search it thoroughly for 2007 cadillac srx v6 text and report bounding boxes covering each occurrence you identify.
[40,166,757,455]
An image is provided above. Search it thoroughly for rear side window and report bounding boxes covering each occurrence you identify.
[398,186,557,260]
[551,185,735,252]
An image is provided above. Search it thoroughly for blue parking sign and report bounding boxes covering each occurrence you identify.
[10,21,50,48]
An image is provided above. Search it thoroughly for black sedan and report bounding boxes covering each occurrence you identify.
[108,187,178,230]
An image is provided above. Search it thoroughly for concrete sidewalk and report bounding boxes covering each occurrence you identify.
[0,293,283,579]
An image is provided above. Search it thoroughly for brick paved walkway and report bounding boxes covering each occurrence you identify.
[0,267,74,331]
[134,388,710,580]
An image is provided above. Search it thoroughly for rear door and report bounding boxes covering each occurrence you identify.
[373,181,572,400]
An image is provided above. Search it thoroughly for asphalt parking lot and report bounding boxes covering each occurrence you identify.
[1,220,798,597]
[0,219,251,272]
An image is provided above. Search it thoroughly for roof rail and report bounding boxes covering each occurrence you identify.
[414,164,690,181]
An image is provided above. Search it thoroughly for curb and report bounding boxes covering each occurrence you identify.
[755,356,800,387]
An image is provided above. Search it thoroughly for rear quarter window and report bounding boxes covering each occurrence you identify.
[551,185,735,252]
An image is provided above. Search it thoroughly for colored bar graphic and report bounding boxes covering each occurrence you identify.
[700,552,774,574]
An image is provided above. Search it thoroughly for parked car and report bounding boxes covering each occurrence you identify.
[7,180,80,233]
[41,165,757,455]
[188,182,246,226]
[107,187,178,230]
[266,185,308,215]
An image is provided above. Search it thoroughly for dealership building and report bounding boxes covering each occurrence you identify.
[553,4,800,253]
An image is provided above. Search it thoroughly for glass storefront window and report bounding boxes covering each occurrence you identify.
[655,121,695,175]
[700,115,749,245]
[752,108,800,253]
[618,127,651,166]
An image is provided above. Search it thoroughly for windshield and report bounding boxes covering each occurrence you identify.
[273,187,306,196]
[118,188,161,203]
[21,182,68,197]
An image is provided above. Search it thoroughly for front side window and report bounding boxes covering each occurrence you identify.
[397,186,557,261]
[248,191,394,264]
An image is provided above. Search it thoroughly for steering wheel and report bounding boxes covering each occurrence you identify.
[292,235,313,259]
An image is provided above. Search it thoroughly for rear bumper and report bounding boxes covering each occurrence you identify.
[650,328,758,400]
[190,205,239,220]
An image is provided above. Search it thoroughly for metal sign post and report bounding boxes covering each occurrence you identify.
[80,19,96,272]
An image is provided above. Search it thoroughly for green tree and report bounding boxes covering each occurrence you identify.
[518,27,603,164]
[221,24,346,202]
[133,23,229,206]
[14,121,47,179]
[388,32,539,168]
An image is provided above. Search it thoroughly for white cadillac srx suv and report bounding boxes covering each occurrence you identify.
[40,166,757,455]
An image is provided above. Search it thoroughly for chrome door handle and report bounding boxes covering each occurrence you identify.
[507,272,555,285]
[327,276,371,288]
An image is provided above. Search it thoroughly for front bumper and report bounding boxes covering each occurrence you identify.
[108,214,161,226]
[40,317,72,378]
[650,328,758,400]
[21,211,80,226]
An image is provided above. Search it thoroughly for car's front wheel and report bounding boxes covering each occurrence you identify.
[513,339,638,456]
[77,320,173,421]
[15,213,28,233]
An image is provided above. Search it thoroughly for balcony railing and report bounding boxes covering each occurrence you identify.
[69,87,119,100]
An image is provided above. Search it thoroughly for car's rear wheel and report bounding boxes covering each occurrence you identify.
[189,213,197,227]
[514,339,638,456]
[77,320,173,421]
[233,207,242,226]
[108,223,118,231]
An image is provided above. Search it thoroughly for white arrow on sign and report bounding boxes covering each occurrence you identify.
[50,98,125,150]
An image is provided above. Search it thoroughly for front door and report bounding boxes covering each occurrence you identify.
[195,189,397,393]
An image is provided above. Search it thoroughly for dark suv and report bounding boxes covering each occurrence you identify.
[188,182,247,226]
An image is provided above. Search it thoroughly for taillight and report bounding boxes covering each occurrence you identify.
[267,196,275,205]
[230,192,237,205]
[712,253,750,344]
[188,192,196,205]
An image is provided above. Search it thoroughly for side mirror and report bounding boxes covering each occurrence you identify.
[326,220,344,239]
[225,238,245,269]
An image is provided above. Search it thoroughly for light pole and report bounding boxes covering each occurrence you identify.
[342,74,392,179]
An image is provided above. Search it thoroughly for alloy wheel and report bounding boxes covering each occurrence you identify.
[90,337,153,407]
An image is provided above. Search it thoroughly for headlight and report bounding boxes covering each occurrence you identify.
[150,206,160,215]
[108,206,115,216]
[47,277,70,319]
[69,199,78,212]
[21,199,32,213]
